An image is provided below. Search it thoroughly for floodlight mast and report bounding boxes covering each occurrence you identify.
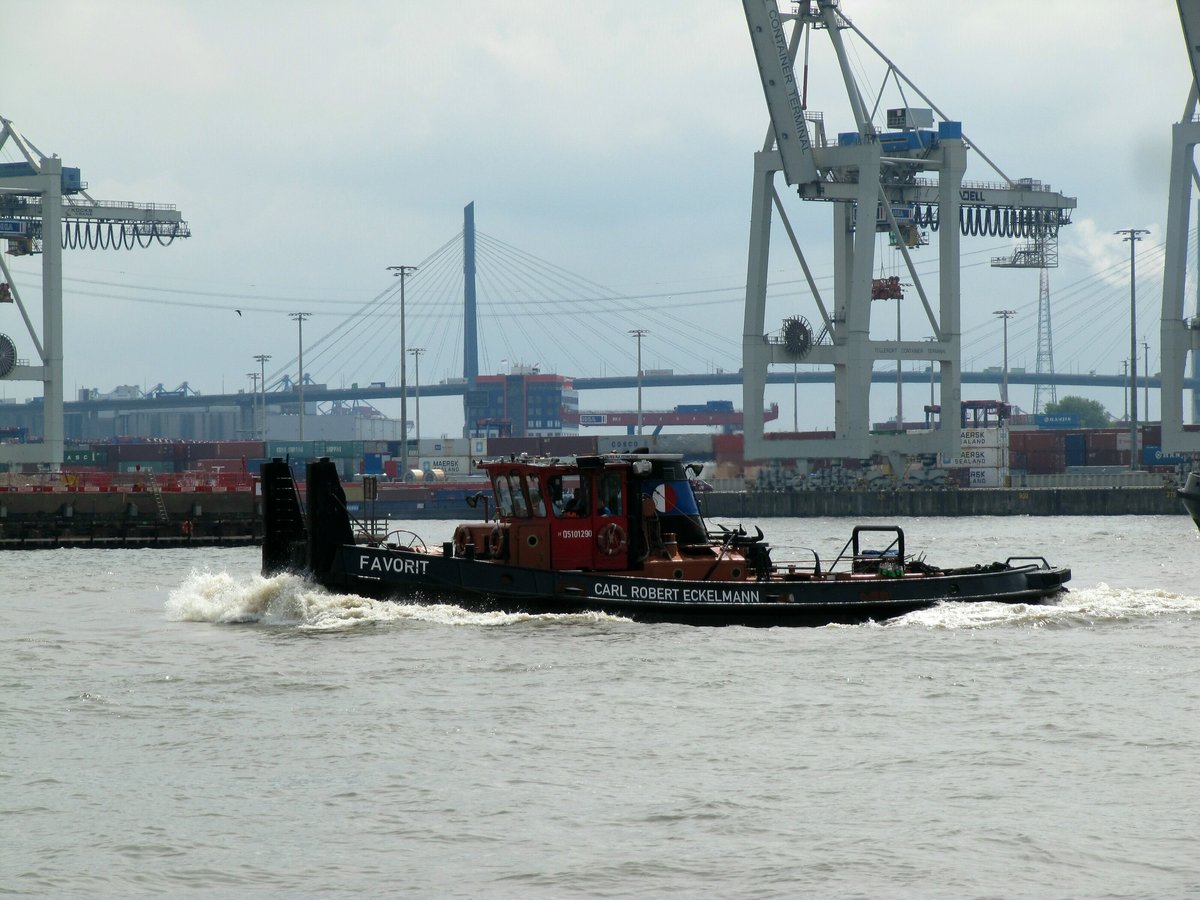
[738,1,1075,473]
[0,116,189,471]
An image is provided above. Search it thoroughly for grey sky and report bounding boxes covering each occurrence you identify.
[0,1,1190,433]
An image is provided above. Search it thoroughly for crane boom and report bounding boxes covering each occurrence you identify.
[742,0,820,186]
[1177,0,1200,96]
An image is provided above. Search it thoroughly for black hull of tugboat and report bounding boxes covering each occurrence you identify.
[1179,472,1200,533]
[316,544,1068,628]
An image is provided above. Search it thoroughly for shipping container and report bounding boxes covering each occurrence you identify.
[418,438,470,457]
[543,435,599,456]
[967,467,1001,487]
[943,446,1001,468]
[418,456,473,476]
[654,433,715,456]
[485,437,543,457]
[960,427,1006,449]
[117,460,174,475]
[1013,431,1065,454]
[1064,433,1087,468]
[1086,431,1120,452]
[713,433,744,454]
[190,441,265,461]
[110,443,174,463]
[598,435,655,454]
[1024,450,1066,475]
[322,441,364,459]
[266,440,321,459]
[191,458,248,474]
[1086,449,1123,467]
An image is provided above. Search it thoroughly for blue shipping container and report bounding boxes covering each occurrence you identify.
[1064,433,1087,468]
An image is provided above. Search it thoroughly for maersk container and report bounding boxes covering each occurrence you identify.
[418,456,471,477]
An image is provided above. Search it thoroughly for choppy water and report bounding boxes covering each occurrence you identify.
[3,515,1200,898]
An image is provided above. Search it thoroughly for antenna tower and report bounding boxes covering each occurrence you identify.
[991,214,1059,412]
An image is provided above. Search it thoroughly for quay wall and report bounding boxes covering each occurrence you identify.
[0,489,260,547]
[699,488,1184,519]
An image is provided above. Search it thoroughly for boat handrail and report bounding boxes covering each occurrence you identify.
[1003,556,1052,570]
[774,547,823,576]
[830,525,905,573]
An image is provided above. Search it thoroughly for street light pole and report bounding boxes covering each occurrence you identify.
[992,309,1016,405]
[247,372,258,437]
[1115,228,1149,470]
[409,347,425,445]
[1142,339,1150,423]
[254,353,271,441]
[388,265,418,478]
[628,329,649,435]
[895,297,903,428]
[1122,360,1129,421]
[288,313,310,443]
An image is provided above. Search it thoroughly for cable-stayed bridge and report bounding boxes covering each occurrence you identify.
[63,368,1192,415]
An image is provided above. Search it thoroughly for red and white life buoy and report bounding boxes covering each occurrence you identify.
[597,522,627,556]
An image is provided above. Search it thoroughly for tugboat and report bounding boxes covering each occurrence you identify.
[1179,471,1200,532]
[261,453,1070,627]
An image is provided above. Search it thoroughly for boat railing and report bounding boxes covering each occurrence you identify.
[1003,556,1053,570]
[772,547,823,577]
[356,527,429,551]
[830,525,906,575]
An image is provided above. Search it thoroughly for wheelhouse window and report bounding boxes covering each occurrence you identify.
[599,471,623,516]
[560,473,589,517]
[525,473,546,517]
[494,475,514,517]
[548,474,583,518]
[508,473,530,517]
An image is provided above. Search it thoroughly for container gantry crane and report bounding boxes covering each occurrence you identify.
[0,116,189,470]
[739,0,1075,470]
[1159,1,1200,455]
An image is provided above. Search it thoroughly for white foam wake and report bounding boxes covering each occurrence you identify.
[883,583,1200,630]
[164,569,625,631]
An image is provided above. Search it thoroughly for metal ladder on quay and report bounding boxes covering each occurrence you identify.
[145,471,170,523]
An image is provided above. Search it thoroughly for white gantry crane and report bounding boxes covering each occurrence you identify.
[1159,1,1200,455]
[739,0,1075,470]
[0,116,189,470]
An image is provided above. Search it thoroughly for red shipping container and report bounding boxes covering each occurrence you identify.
[713,434,743,455]
[487,437,544,457]
[543,435,599,456]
